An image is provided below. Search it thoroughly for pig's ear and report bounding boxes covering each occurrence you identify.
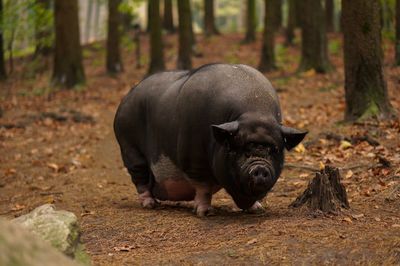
[281,126,308,151]
[211,121,239,145]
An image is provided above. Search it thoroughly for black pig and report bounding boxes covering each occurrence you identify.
[114,64,307,216]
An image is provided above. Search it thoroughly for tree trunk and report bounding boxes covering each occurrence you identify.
[133,25,141,68]
[34,0,52,57]
[148,0,165,74]
[188,1,197,51]
[52,0,85,88]
[0,0,7,80]
[342,0,394,120]
[298,0,331,73]
[204,0,219,36]
[244,0,256,43]
[258,0,276,72]
[396,0,400,66]
[285,0,296,46]
[295,0,303,28]
[177,0,192,69]
[147,0,152,33]
[274,0,282,30]
[163,0,175,33]
[106,0,123,74]
[325,0,334,32]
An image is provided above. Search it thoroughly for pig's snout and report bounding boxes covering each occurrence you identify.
[250,165,270,180]
[249,165,273,195]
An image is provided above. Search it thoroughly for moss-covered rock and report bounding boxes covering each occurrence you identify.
[12,204,90,265]
[0,219,78,266]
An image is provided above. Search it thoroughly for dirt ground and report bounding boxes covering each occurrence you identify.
[1,33,399,265]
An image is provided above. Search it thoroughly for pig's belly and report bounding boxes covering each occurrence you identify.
[150,155,196,201]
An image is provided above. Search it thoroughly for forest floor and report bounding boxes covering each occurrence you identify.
[0,33,399,265]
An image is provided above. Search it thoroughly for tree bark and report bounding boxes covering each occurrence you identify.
[342,0,394,120]
[396,0,400,66]
[52,0,85,88]
[148,0,165,74]
[34,0,52,57]
[244,0,256,43]
[0,0,7,80]
[274,0,282,30]
[298,0,331,73]
[163,0,175,33]
[106,0,123,74]
[204,0,219,36]
[295,0,303,28]
[285,0,296,46]
[146,0,152,33]
[290,166,350,213]
[177,0,192,69]
[325,0,334,32]
[258,0,276,72]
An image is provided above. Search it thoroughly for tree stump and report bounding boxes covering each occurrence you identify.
[290,166,350,213]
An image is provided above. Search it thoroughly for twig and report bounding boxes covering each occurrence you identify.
[285,164,319,172]
[340,163,381,171]
[39,191,64,196]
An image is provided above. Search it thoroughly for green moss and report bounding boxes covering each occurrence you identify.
[328,39,341,55]
[358,101,380,121]
[74,244,91,265]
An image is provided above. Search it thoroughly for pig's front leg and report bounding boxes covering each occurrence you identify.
[138,190,156,208]
[193,184,214,217]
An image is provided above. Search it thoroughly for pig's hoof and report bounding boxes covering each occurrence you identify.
[194,206,215,217]
[139,191,157,209]
[141,198,156,209]
[246,201,265,214]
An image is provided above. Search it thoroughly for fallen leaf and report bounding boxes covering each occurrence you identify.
[113,245,137,252]
[81,210,95,217]
[351,213,364,220]
[345,170,353,179]
[342,217,352,223]
[294,143,306,153]
[4,168,16,176]
[11,204,25,211]
[246,238,257,245]
[45,196,55,204]
[302,69,316,77]
[339,140,352,150]
[47,163,59,172]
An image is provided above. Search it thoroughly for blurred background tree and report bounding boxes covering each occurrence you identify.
[106,0,123,74]
[0,0,397,119]
[163,0,175,33]
[52,0,85,88]
[204,0,219,36]
[148,0,164,74]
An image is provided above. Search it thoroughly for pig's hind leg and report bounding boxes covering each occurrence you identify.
[120,146,156,208]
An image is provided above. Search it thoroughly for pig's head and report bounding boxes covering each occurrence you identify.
[211,113,307,210]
